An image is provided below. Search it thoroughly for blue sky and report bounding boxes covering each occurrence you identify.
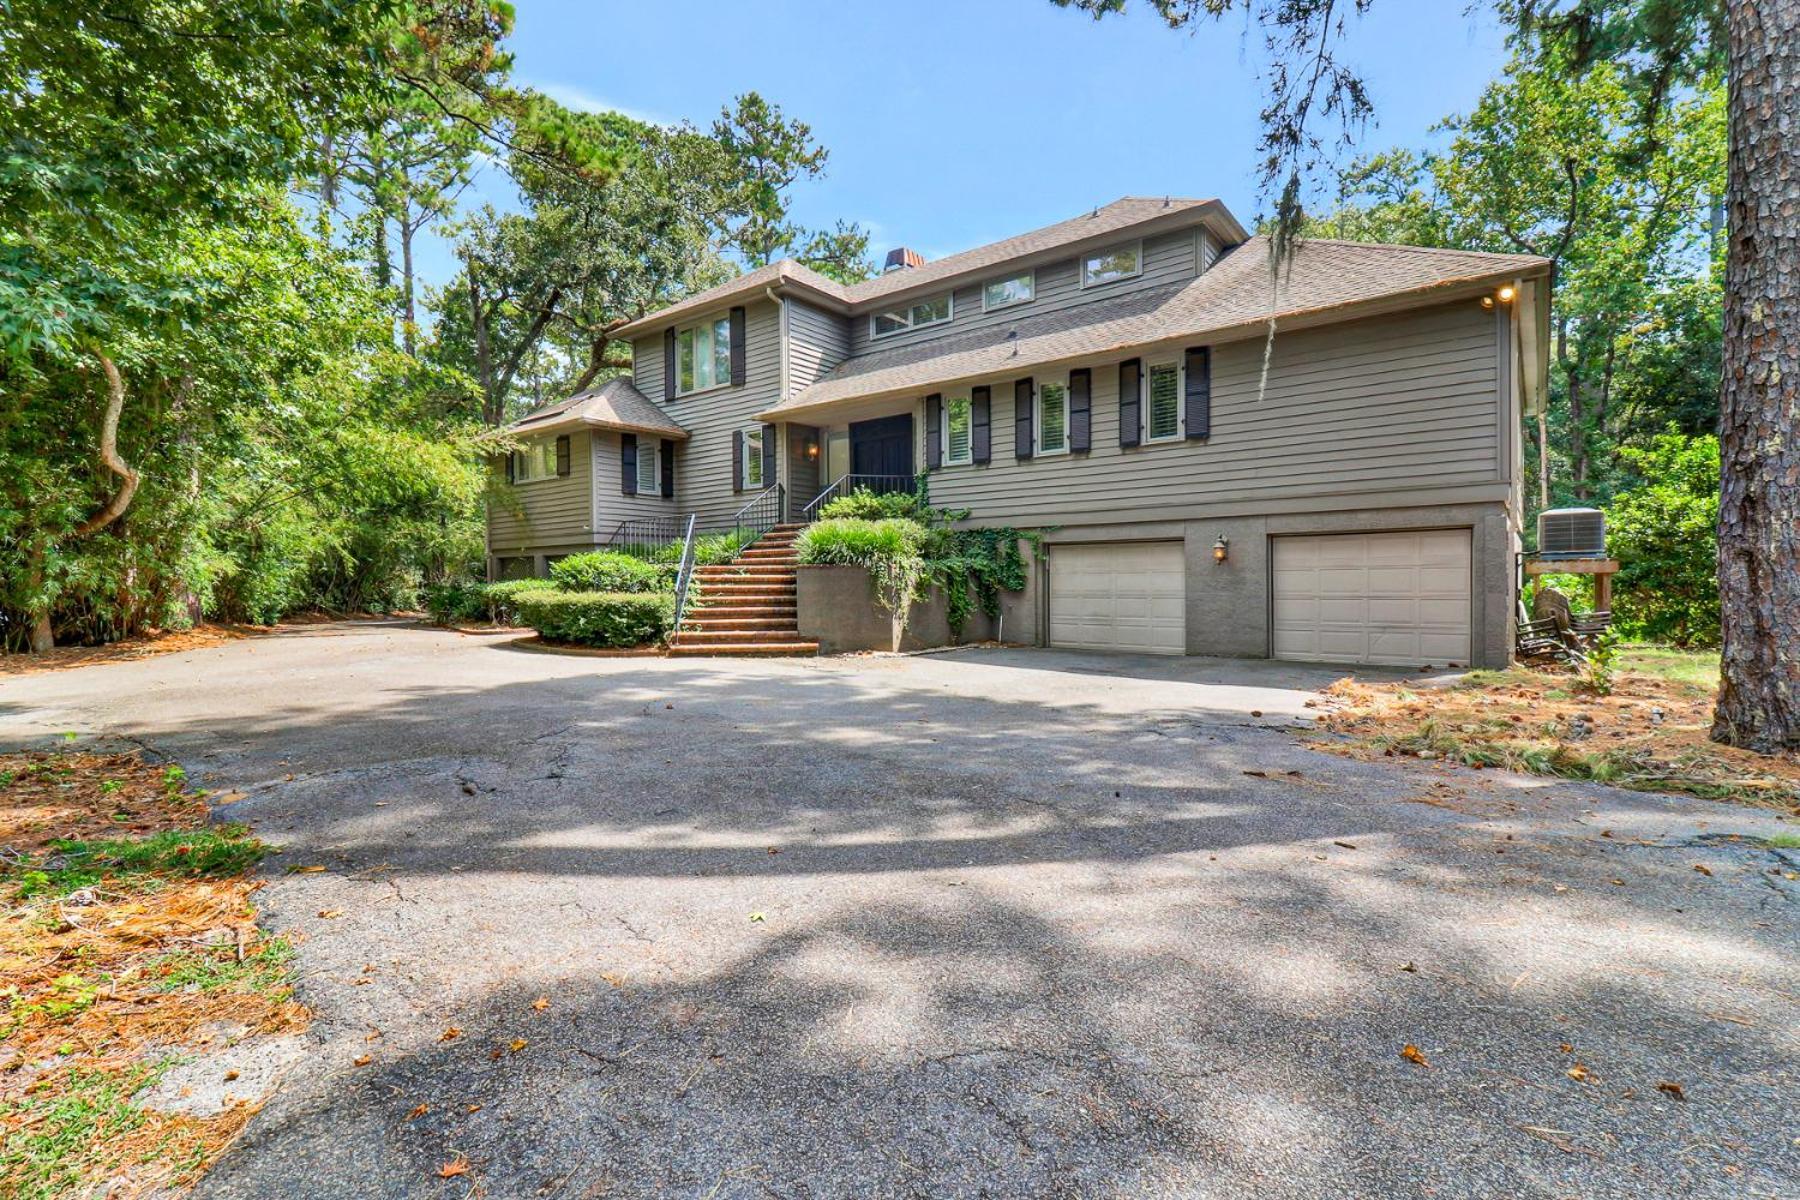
[415,1,1512,290]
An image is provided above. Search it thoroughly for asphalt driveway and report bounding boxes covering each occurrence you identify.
[2,622,1795,1198]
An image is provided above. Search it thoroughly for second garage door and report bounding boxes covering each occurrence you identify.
[1049,542,1186,655]
[1272,530,1472,666]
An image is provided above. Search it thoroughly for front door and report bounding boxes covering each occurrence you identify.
[849,413,914,479]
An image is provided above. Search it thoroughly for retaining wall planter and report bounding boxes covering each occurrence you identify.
[795,564,1008,653]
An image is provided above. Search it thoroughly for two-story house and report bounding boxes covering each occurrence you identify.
[487,196,1549,668]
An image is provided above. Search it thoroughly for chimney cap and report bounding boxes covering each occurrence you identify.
[883,247,926,273]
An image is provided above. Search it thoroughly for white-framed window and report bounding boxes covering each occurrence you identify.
[1081,241,1142,288]
[1037,379,1069,455]
[982,271,1034,311]
[1145,361,1183,443]
[676,315,732,395]
[871,293,952,338]
[743,425,765,487]
[510,438,558,483]
[637,441,659,494]
[943,395,972,466]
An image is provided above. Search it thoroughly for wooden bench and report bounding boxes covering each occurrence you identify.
[1517,617,1578,663]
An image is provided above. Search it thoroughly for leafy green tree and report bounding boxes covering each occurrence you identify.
[1605,432,1720,647]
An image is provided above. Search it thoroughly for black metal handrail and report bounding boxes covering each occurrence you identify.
[669,513,699,645]
[799,474,919,521]
[603,515,688,559]
[728,483,785,550]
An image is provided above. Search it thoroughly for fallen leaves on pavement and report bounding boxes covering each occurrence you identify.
[437,1155,471,1179]
[1400,1044,1430,1068]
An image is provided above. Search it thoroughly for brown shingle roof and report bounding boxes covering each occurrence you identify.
[761,237,1549,420]
[509,377,688,438]
[610,197,1245,338]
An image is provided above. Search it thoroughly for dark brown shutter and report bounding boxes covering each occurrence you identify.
[971,385,991,465]
[732,429,744,491]
[503,452,515,485]
[1014,377,1034,460]
[729,306,747,387]
[1185,346,1212,441]
[663,328,677,401]
[925,394,942,471]
[555,435,571,477]
[760,422,777,487]
[1118,358,1142,448]
[659,440,675,498]
[1068,368,1092,454]
[620,433,637,495]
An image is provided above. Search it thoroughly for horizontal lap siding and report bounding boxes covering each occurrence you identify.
[846,227,1205,358]
[637,300,782,530]
[486,430,595,552]
[591,430,678,536]
[788,299,850,390]
[925,300,1501,527]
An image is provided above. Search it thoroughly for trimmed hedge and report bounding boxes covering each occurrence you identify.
[481,579,556,625]
[423,579,553,626]
[512,590,675,648]
[795,517,926,567]
[549,551,672,594]
[818,487,925,521]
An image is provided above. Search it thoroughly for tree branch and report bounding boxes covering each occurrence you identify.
[71,350,142,538]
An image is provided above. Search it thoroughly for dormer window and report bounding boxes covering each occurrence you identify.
[982,271,1034,311]
[1081,241,1142,288]
[871,293,952,338]
[675,315,731,395]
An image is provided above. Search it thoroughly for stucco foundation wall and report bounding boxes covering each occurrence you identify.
[797,557,1040,653]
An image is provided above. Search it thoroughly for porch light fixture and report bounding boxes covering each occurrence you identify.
[1498,284,1516,303]
[804,436,819,461]
[1212,535,1229,563]
[1480,296,1496,310]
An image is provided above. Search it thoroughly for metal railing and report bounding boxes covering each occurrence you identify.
[602,515,689,559]
[728,482,786,549]
[799,474,920,521]
[668,513,699,645]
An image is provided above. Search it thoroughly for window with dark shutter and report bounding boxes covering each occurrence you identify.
[620,434,637,495]
[925,394,942,471]
[729,306,747,387]
[760,422,777,488]
[504,452,515,484]
[732,429,745,491]
[660,440,675,498]
[555,435,571,477]
[1184,346,1211,441]
[1118,359,1142,448]
[1068,368,1091,454]
[663,328,677,402]
[971,386,991,465]
[1014,378,1034,460]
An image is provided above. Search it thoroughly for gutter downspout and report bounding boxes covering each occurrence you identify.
[769,285,789,518]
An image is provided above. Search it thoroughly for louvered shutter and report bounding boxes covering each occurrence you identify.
[729,306,747,387]
[659,440,675,498]
[663,328,677,401]
[1184,346,1211,441]
[1118,358,1142,448]
[971,386,991,465]
[760,423,777,487]
[620,434,637,495]
[732,429,744,491]
[503,452,514,485]
[925,394,942,471]
[1068,368,1092,454]
[555,435,571,477]
[1014,378,1034,460]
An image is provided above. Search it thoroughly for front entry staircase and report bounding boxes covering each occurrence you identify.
[670,524,819,656]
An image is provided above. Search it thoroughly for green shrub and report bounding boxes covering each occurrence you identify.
[818,487,925,521]
[549,551,672,594]
[795,517,926,567]
[1606,431,1720,646]
[512,590,675,647]
[422,582,488,625]
[481,579,556,625]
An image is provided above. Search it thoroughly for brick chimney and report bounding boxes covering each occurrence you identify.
[883,246,926,273]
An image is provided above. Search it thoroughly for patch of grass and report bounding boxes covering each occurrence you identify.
[1618,642,1720,692]
[1764,832,1800,849]
[148,935,296,999]
[10,825,265,900]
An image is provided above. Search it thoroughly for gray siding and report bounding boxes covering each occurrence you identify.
[846,227,1207,359]
[635,299,783,529]
[787,299,850,391]
[486,430,596,554]
[784,423,821,511]
[591,430,678,537]
[924,299,1504,528]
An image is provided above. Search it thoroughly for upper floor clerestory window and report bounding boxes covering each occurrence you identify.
[871,293,952,338]
[1081,242,1143,288]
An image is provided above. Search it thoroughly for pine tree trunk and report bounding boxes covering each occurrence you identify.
[1713,0,1800,751]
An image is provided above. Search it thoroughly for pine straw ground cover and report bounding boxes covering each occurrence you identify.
[0,749,306,1198]
[1314,652,1800,813]
[0,625,259,678]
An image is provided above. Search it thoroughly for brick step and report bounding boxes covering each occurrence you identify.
[737,549,798,561]
[668,641,819,657]
[694,562,796,574]
[687,602,797,617]
[675,628,808,645]
[692,588,796,602]
[682,618,800,633]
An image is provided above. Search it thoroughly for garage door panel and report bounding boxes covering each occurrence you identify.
[1274,531,1471,667]
[1050,542,1186,656]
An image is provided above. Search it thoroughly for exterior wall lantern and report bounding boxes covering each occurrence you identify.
[804,435,820,461]
[1212,535,1229,563]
